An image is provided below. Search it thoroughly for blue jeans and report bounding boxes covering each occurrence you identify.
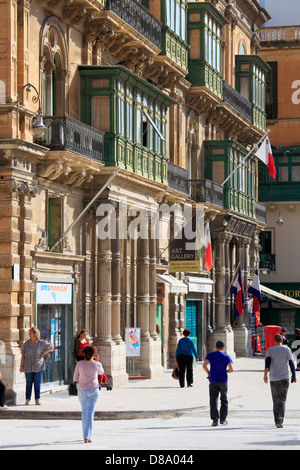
[25,371,43,401]
[78,388,100,440]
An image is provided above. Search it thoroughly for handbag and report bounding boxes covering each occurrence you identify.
[68,382,78,396]
[172,367,179,379]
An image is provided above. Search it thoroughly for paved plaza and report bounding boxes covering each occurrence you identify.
[1,356,300,451]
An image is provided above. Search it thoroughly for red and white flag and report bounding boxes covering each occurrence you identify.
[255,137,276,179]
[204,222,213,271]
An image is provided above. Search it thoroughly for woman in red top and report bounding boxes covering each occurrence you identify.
[74,329,90,362]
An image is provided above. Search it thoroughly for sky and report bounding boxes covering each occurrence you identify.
[259,0,300,26]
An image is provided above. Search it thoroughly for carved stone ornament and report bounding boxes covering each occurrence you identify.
[35,230,48,251]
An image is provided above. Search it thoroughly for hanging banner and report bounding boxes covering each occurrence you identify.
[169,206,204,272]
[125,328,141,357]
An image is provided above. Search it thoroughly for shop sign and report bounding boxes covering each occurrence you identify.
[36,282,72,305]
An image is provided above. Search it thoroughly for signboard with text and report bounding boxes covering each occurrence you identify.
[36,282,72,305]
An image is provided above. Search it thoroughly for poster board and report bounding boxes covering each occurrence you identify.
[125,328,141,357]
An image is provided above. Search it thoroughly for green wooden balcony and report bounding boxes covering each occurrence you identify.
[204,140,257,218]
[79,66,176,184]
[259,147,300,202]
[161,26,189,72]
[187,1,227,97]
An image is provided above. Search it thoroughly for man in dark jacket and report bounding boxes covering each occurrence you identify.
[175,329,199,388]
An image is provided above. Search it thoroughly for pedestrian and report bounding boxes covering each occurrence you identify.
[280,328,289,346]
[0,341,9,410]
[19,327,53,405]
[0,370,9,410]
[264,334,296,428]
[203,340,233,427]
[74,329,90,362]
[292,328,300,370]
[175,329,199,388]
[73,344,104,443]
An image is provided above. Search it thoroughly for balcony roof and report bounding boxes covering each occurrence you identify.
[79,65,178,106]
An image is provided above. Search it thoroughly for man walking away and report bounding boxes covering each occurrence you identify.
[264,334,296,428]
[203,340,233,427]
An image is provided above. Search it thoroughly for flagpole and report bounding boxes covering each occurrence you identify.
[225,262,240,299]
[221,129,271,187]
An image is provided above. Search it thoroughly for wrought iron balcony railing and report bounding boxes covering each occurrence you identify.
[255,202,266,223]
[106,0,162,49]
[168,162,189,194]
[42,116,105,164]
[223,81,252,122]
[260,254,276,272]
[190,179,224,207]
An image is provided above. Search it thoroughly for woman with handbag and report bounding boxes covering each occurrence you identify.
[73,344,104,443]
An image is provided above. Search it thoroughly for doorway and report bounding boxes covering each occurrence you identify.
[185,300,203,360]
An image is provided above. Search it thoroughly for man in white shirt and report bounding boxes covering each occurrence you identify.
[264,334,296,428]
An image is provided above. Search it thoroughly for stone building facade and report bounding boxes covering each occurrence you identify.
[0,0,269,403]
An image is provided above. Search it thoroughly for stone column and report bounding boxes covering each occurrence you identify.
[208,232,235,357]
[44,63,55,116]
[214,232,226,330]
[95,210,114,379]
[82,209,93,333]
[224,233,232,329]
[111,208,122,344]
[82,34,95,65]
[149,221,158,341]
[110,205,127,386]
[136,236,150,340]
[234,238,250,357]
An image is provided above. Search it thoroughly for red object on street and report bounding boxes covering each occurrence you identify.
[264,325,281,356]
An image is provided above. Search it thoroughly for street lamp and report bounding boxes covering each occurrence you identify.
[268,202,284,227]
[16,83,47,139]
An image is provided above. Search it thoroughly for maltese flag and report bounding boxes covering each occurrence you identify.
[230,267,245,317]
[255,137,276,179]
[204,222,213,271]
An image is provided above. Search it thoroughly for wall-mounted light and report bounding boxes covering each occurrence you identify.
[268,202,284,226]
[16,83,47,139]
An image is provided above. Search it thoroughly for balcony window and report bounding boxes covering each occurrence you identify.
[265,62,278,120]
[235,55,271,131]
[164,0,186,42]
[205,140,256,217]
[92,96,110,132]
[187,2,227,94]
[48,196,62,253]
[79,66,176,182]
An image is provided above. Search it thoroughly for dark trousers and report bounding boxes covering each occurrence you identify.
[177,355,193,388]
[209,382,228,422]
[270,380,289,425]
[0,380,6,407]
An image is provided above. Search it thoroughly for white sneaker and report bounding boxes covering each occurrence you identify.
[0,405,9,410]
